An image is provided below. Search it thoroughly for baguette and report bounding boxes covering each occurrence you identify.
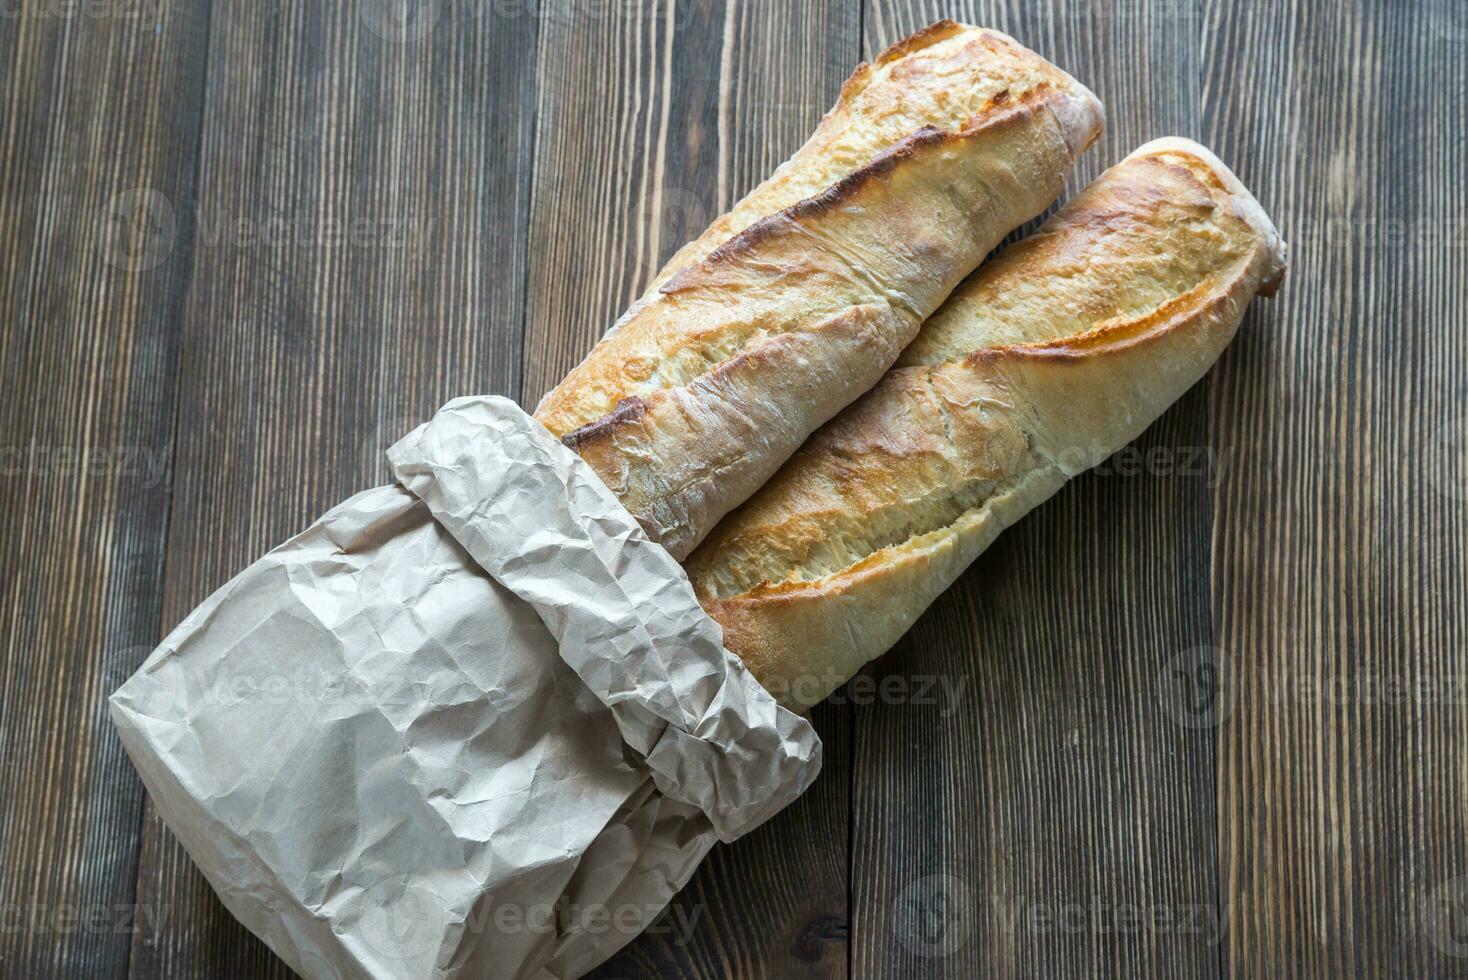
[686,138,1289,710]
[534,22,1104,560]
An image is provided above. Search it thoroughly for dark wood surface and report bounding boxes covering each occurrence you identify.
[1,1,1463,977]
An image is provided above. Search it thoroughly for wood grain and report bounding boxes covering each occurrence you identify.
[2,2,1466,978]
[1203,0,1468,975]
[0,2,209,976]
[854,2,1221,978]
[123,2,539,976]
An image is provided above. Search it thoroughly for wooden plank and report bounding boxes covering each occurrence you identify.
[0,1,210,976]
[125,2,540,976]
[9,3,1464,978]
[853,3,1222,977]
[1203,0,1468,974]
[517,1,859,976]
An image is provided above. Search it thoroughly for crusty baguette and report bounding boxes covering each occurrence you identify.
[686,138,1289,710]
[534,22,1104,560]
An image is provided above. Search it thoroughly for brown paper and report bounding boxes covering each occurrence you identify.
[110,396,821,980]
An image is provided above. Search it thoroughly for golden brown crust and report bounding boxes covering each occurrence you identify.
[535,23,1104,559]
[873,19,971,67]
[648,25,1102,285]
[685,138,1288,710]
[660,120,959,288]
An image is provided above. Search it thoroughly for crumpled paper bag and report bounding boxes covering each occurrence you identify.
[109,395,822,980]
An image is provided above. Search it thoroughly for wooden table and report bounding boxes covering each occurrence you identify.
[3,1,1465,976]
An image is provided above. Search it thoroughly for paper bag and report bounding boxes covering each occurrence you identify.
[110,396,822,980]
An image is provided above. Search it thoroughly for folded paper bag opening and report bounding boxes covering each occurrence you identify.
[108,396,822,980]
